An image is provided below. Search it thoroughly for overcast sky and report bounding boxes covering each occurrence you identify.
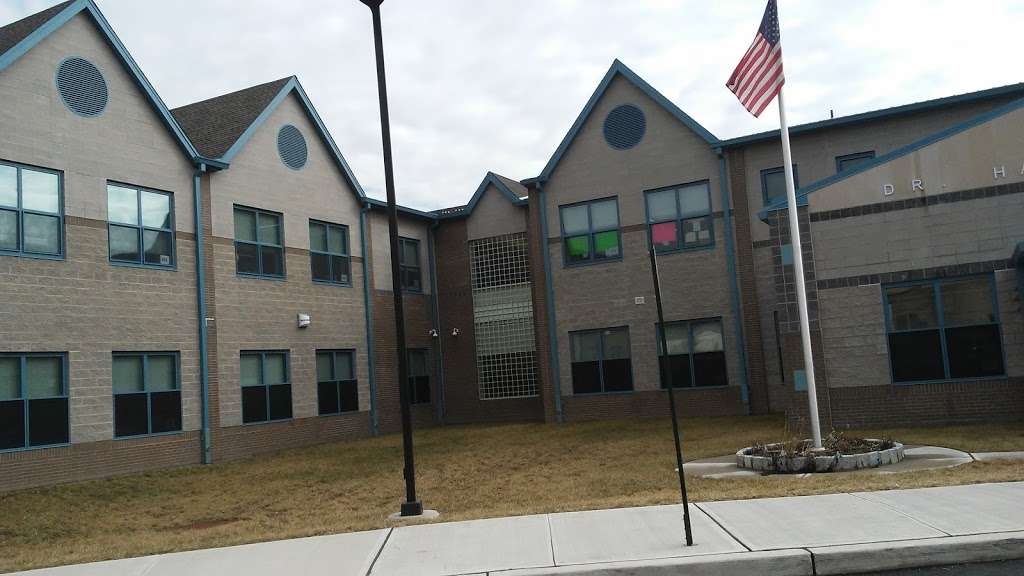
[5,0,1023,210]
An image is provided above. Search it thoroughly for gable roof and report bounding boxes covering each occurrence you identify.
[0,0,198,159]
[536,59,719,182]
[433,172,527,220]
[171,76,366,198]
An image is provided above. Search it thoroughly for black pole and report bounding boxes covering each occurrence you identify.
[360,0,422,517]
[649,246,693,546]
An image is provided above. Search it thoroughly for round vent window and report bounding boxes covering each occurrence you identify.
[603,104,646,150]
[277,125,308,170]
[55,57,108,117]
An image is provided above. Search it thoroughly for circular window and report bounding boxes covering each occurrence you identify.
[277,125,308,170]
[603,104,646,150]
[56,57,108,117]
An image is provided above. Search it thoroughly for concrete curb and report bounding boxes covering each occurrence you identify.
[810,531,1024,575]
[493,549,812,575]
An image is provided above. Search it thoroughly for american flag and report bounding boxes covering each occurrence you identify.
[726,0,784,117]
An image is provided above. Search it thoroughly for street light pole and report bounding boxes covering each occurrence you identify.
[359,0,423,517]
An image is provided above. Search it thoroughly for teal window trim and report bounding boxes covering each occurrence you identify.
[760,165,799,207]
[569,326,634,395]
[309,219,351,286]
[240,350,292,424]
[316,349,358,416]
[558,196,622,267]
[399,236,422,293]
[106,182,176,269]
[835,151,876,173]
[0,160,65,260]
[111,352,182,439]
[407,348,430,405]
[644,181,714,254]
[882,273,1006,385]
[655,317,730,389]
[233,205,285,279]
[0,352,69,453]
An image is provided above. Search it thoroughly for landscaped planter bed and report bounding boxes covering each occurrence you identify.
[736,437,904,474]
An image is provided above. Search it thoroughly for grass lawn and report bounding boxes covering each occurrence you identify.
[1,415,1023,572]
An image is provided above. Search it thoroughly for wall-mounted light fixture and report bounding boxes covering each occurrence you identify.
[297,313,311,329]
[429,328,439,337]
[451,328,460,337]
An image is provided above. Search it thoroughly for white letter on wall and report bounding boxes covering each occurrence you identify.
[882,184,895,196]
[994,166,1006,179]
[911,179,924,192]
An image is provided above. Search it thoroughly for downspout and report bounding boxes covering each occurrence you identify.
[428,220,444,423]
[360,202,379,435]
[192,163,212,464]
[536,180,564,422]
[717,150,751,412]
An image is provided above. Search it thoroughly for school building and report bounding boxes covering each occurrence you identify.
[1,0,1021,490]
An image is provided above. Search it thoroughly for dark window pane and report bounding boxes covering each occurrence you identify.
[114,393,148,437]
[110,225,140,261]
[28,397,68,446]
[24,213,60,254]
[411,376,430,404]
[593,230,620,259]
[763,169,787,205]
[946,325,1004,379]
[242,386,268,423]
[339,380,359,413]
[311,252,330,281]
[837,152,874,172]
[234,209,257,242]
[261,246,284,276]
[400,240,418,266]
[660,354,692,389]
[318,381,340,415]
[309,222,328,252]
[565,235,590,263]
[887,284,938,330]
[571,361,601,394]
[258,213,281,245]
[401,267,421,291]
[682,216,712,247]
[331,256,350,284]
[602,358,633,391]
[0,399,25,449]
[328,225,347,254]
[941,278,995,326]
[693,351,728,387]
[150,391,182,433]
[268,384,292,420]
[143,230,173,266]
[0,209,17,251]
[889,330,944,382]
[235,242,259,274]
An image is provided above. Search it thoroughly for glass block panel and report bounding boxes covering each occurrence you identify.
[335,351,353,380]
[109,225,140,262]
[140,191,171,228]
[23,213,60,254]
[560,204,589,235]
[150,391,182,433]
[678,183,711,217]
[241,386,267,423]
[646,189,676,222]
[240,354,261,386]
[571,332,601,362]
[26,357,61,398]
[28,397,68,446]
[234,209,257,242]
[593,230,620,259]
[946,325,1005,378]
[0,209,18,251]
[318,381,339,415]
[941,278,995,326]
[0,400,25,449]
[264,353,287,384]
[650,221,678,249]
[887,285,938,330]
[0,357,19,400]
[331,255,350,284]
[148,355,176,391]
[22,170,59,213]
[114,393,147,437]
[107,185,138,225]
[316,352,333,382]
[268,384,292,420]
[590,200,618,230]
[112,356,144,393]
[235,242,259,274]
[692,321,724,352]
[258,212,281,245]
[889,330,944,382]
[143,230,172,266]
[603,328,630,360]
[565,235,590,263]
[328,225,347,254]
[309,222,327,252]
[0,165,16,207]
[260,246,284,276]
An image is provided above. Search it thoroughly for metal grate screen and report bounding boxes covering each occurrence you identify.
[470,233,539,399]
[56,57,108,117]
[277,124,308,170]
[603,104,646,150]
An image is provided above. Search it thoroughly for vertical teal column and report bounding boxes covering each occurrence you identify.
[360,203,379,435]
[717,152,750,410]
[192,164,211,464]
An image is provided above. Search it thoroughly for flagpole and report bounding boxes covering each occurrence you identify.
[777,86,823,450]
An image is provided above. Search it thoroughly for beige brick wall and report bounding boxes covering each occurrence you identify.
[369,210,432,294]
[466,184,527,241]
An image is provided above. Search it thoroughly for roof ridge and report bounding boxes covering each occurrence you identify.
[0,0,76,60]
[170,76,293,113]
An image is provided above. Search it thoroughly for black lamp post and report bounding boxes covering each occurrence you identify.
[359,0,423,517]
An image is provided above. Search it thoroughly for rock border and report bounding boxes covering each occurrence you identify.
[735,440,905,474]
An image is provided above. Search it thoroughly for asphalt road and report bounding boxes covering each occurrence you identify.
[853,559,1024,575]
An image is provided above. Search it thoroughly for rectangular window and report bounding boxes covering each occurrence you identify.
[835,151,876,173]
[656,319,728,388]
[399,237,422,292]
[560,198,621,265]
[309,220,350,285]
[761,165,799,206]
[884,275,1005,383]
[408,349,430,405]
[112,352,181,438]
[107,183,175,267]
[644,182,712,252]
[0,353,68,451]
[240,351,292,423]
[0,162,63,258]
[234,206,284,278]
[570,327,633,394]
[316,350,357,416]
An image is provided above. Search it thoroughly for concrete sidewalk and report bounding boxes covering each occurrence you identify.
[12,482,1024,576]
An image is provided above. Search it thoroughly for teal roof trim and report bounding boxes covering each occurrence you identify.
[759,94,1024,219]
[218,77,366,199]
[438,172,526,220]
[0,0,199,159]
[364,197,438,221]
[536,59,719,182]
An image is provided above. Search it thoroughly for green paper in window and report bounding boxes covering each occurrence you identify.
[594,230,619,257]
[566,236,589,261]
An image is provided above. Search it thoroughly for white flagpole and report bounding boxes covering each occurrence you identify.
[777,86,823,450]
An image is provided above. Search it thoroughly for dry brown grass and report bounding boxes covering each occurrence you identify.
[1,415,1022,572]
